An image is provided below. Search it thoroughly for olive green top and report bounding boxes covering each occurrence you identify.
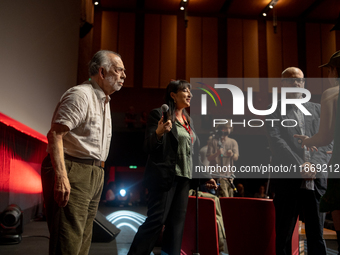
[175,120,195,179]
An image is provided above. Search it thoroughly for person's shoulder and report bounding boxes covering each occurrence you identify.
[321,86,339,102]
[150,108,161,114]
[65,83,93,96]
[230,137,238,144]
[148,108,162,119]
[60,84,92,102]
[304,101,321,113]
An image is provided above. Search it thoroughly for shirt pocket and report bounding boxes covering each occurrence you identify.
[89,113,102,143]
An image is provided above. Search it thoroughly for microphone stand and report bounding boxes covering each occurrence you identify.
[193,183,200,255]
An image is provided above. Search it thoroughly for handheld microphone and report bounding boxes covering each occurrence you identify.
[227,174,238,193]
[161,104,169,122]
[229,180,238,193]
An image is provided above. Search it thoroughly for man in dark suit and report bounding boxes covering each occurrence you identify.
[266,67,333,255]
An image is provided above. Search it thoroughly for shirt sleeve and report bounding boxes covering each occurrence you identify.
[52,88,88,130]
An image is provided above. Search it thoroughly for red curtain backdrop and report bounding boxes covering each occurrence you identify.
[0,112,47,219]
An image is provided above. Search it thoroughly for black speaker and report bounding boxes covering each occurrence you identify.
[92,211,120,242]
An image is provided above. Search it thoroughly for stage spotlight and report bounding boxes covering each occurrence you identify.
[0,204,23,245]
[119,189,127,197]
[116,186,132,207]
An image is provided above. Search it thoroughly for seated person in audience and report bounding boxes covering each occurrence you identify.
[140,111,148,128]
[104,182,117,206]
[254,185,268,198]
[125,106,137,128]
[234,183,246,197]
[188,189,226,252]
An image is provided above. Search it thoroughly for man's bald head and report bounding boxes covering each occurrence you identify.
[281,67,304,79]
[281,67,305,99]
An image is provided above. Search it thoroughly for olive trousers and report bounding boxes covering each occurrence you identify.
[41,155,104,255]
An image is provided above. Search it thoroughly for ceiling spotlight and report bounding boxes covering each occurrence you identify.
[183,0,188,2]
[94,1,99,5]
[180,6,185,10]
[261,0,278,17]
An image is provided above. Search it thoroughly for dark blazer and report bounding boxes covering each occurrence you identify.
[266,101,333,196]
[143,108,207,192]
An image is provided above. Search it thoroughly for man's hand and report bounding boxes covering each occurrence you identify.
[54,174,71,207]
[47,123,71,207]
[226,149,234,158]
[218,147,225,156]
[300,162,316,180]
[293,134,318,152]
[205,178,218,190]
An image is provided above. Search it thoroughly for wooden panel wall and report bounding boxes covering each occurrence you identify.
[186,16,202,81]
[306,24,322,75]
[202,18,218,78]
[143,14,161,88]
[267,21,300,92]
[267,21,283,79]
[160,15,177,88]
[91,10,338,98]
[142,14,177,88]
[226,19,259,91]
[100,12,135,87]
[243,20,259,91]
[321,24,336,90]
[227,19,243,78]
[282,22,298,70]
[185,17,218,81]
[101,11,118,51]
[306,23,336,93]
[118,13,135,88]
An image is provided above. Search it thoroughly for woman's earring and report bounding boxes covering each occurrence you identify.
[174,100,176,104]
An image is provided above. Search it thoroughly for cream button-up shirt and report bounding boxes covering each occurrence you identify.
[49,80,111,161]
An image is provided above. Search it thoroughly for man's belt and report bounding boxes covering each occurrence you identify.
[64,154,105,168]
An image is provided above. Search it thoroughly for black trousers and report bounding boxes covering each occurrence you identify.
[274,189,326,255]
[128,176,190,255]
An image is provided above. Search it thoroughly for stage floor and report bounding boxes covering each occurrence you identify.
[0,204,161,255]
[0,203,338,255]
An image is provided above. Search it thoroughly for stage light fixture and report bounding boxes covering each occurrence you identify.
[0,204,23,245]
[261,0,279,17]
[119,189,127,197]
[179,0,188,11]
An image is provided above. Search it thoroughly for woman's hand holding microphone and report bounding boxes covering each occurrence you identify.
[156,116,172,140]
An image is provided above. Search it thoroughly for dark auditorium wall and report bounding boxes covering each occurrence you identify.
[77,7,340,194]
[77,7,340,135]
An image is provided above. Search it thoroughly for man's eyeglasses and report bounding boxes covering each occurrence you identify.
[281,78,305,84]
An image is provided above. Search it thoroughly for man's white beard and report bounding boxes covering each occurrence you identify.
[106,75,121,92]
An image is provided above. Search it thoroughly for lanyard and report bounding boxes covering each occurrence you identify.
[177,114,193,144]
